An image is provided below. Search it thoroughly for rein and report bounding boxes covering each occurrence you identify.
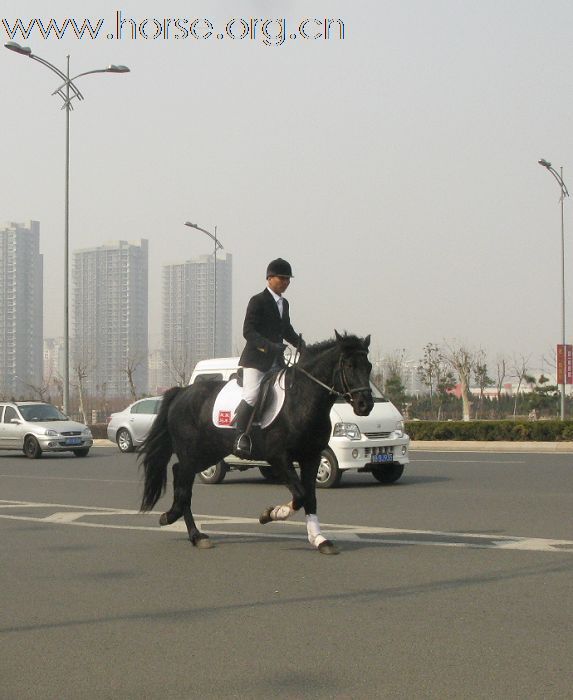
[291,350,371,406]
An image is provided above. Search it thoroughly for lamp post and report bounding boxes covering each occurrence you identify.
[538,158,570,420]
[184,222,224,358]
[5,41,129,416]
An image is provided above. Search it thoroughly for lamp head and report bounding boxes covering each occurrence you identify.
[4,41,32,56]
[184,222,198,228]
[538,158,552,168]
[107,64,130,73]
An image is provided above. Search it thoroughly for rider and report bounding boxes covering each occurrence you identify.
[233,258,303,457]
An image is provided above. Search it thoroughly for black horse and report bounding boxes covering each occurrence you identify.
[140,331,374,554]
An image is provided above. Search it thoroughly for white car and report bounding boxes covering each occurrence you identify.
[107,396,162,452]
[0,401,93,458]
[189,357,410,488]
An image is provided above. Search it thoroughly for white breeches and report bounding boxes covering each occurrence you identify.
[242,367,265,406]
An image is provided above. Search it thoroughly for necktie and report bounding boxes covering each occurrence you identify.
[277,297,283,318]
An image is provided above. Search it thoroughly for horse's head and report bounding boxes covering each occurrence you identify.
[334,330,374,416]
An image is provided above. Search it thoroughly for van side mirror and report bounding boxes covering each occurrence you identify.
[10,418,22,424]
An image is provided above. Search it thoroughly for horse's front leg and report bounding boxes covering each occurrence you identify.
[259,456,304,524]
[299,455,339,555]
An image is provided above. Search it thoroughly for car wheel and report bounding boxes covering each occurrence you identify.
[371,463,405,484]
[23,436,42,459]
[73,448,90,457]
[198,461,228,484]
[316,448,342,489]
[117,428,134,453]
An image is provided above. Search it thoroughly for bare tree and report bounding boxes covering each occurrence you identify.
[163,347,194,387]
[384,348,406,381]
[72,361,89,424]
[473,350,494,419]
[15,369,54,402]
[495,355,508,403]
[444,341,476,421]
[511,354,531,419]
[417,343,456,419]
[418,343,442,400]
[124,354,146,402]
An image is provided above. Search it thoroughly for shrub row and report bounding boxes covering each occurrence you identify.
[406,420,573,442]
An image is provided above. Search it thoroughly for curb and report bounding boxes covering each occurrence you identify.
[93,439,115,447]
[410,440,573,453]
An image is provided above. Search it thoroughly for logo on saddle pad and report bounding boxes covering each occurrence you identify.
[212,377,286,429]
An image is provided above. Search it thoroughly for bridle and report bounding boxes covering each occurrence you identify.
[292,350,372,406]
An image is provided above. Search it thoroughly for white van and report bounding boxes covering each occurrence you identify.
[189,357,410,488]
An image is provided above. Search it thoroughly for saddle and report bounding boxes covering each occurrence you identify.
[212,369,287,430]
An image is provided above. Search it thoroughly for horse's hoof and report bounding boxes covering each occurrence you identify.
[318,540,339,555]
[192,533,213,549]
[259,506,274,525]
[159,513,169,526]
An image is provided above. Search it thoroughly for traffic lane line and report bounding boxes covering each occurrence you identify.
[1,500,572,553]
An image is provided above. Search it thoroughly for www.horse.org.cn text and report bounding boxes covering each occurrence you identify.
[2,13,346,46]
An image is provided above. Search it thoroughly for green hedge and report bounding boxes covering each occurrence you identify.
[406,420,573,442]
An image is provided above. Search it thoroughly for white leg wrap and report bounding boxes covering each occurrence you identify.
[306,514,327,547]
[270,503,293,521]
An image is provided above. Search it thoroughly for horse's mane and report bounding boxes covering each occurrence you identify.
[302,332,367,357]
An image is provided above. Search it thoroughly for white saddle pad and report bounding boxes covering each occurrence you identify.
[212,376,286,429]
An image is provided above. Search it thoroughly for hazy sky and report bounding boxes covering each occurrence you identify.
[2,0,573,372]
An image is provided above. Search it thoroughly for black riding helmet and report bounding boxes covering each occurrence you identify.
[266,258,294,278]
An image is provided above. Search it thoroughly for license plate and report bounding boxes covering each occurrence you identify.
[65,438,81,445]
[371,452,393,463]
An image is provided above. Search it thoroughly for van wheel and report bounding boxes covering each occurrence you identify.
[73,448,90,457]
[372,463,404,484]
[199,461,228,484]
[316,448,342,489]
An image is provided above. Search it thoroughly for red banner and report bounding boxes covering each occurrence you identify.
[556,344,573,384]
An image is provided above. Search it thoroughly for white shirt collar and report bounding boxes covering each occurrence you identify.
[266,285,282,303]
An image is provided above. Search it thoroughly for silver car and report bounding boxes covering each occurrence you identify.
[107,396,162,452]
[0,401,93,458]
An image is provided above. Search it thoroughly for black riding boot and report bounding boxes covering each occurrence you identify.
[233,400,254,458]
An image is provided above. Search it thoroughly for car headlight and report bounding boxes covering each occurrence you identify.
[45,429,59,437]
[393,420,405,438]
[333,422,362,440]
[82,428,93,437]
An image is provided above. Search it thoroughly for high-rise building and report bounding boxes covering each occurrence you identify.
[72,240,148,397]
[162,253,232,385]
[0,221,43,397]
[43,337,65,388]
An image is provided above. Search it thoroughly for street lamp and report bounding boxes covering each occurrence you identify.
[5,41,129,416]
[184,222,224,358]
[538,158,570,420]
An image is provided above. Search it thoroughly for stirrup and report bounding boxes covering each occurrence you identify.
[234,432,252,458]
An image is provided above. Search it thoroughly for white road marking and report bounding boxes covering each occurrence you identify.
[411,459,525,464]
[1,499,572,552]
[0,473,140,483]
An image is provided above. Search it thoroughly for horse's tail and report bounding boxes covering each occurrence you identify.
[139,386,182,512]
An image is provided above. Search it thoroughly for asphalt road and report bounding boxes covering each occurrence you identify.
[1,448,572,699]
